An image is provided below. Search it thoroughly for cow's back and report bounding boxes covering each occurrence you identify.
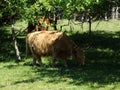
[26,31,64,56]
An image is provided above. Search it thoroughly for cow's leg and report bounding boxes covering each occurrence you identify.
[33,54,43,66]
[62,59,68,67]
[30,47,41,66]
[38,56,43,66]
[61,56,68,67]
[51,52,56,67]
[30,47,37,66]
[33,57,37,66]
[32,55,43,66]
[51,56,55,67]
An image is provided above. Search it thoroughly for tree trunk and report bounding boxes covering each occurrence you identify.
[73,14,77,21]
[88,16,92,37]
[105,13,108,21]
[115,7,119,19]
[69,20,73,32]
[112,7,115,19]
[53,8,58,30]
[111,7,119,20]
[11,25,21,63]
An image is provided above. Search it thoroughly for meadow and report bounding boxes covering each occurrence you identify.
[0,20,120,90]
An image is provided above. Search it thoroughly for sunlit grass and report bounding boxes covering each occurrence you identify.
[0,60,119,90]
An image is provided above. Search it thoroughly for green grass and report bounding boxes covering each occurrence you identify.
[0,20,120,90]
[0,60,119,90]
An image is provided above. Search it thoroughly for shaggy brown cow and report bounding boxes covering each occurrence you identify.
[27,16,53,33]
[26,31,85,67]
[35,16,53,31]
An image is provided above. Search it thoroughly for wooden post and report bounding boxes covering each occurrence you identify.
[69,20,74,32]
[88,16,92,37]
[112,7,115,20]
[115,7,119,19]
[53,8,58,30]
[11,25,21,63]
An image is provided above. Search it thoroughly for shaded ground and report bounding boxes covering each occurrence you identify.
[69,31,120,64]
[1,61,119,89]
[0,25,26,62]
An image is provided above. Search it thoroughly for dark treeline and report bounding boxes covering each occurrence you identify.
[0,0,120,25]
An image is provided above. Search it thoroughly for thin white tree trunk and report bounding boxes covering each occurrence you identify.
[11,25,21,62]
[112,7,115,20]
[115,7,119,19]
[112,7,119,20]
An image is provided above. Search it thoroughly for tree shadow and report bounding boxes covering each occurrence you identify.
[0,26,15,62]
[38,63,120,84]
[0,25,26,62]
[13,63,120,88]
[1,26,120,88]
[69,30,120,64]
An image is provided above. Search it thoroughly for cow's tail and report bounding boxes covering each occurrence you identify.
[25,36,29,59]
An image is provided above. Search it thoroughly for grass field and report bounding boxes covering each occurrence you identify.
[0,20,120,90]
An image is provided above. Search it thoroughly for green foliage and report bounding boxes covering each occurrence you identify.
[0,0,27,24]
[0,0,120,24]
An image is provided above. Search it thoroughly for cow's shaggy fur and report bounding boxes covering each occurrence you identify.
[26,31,85,67]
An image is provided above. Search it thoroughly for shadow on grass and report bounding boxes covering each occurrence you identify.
[0,25,26,62]
[39,63,120,85]
[13,63,120,87]
[0,26,120,87]
[0,26,15,62]
[69,30,120,64]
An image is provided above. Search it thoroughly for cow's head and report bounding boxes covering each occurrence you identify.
[73,48,85,65]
